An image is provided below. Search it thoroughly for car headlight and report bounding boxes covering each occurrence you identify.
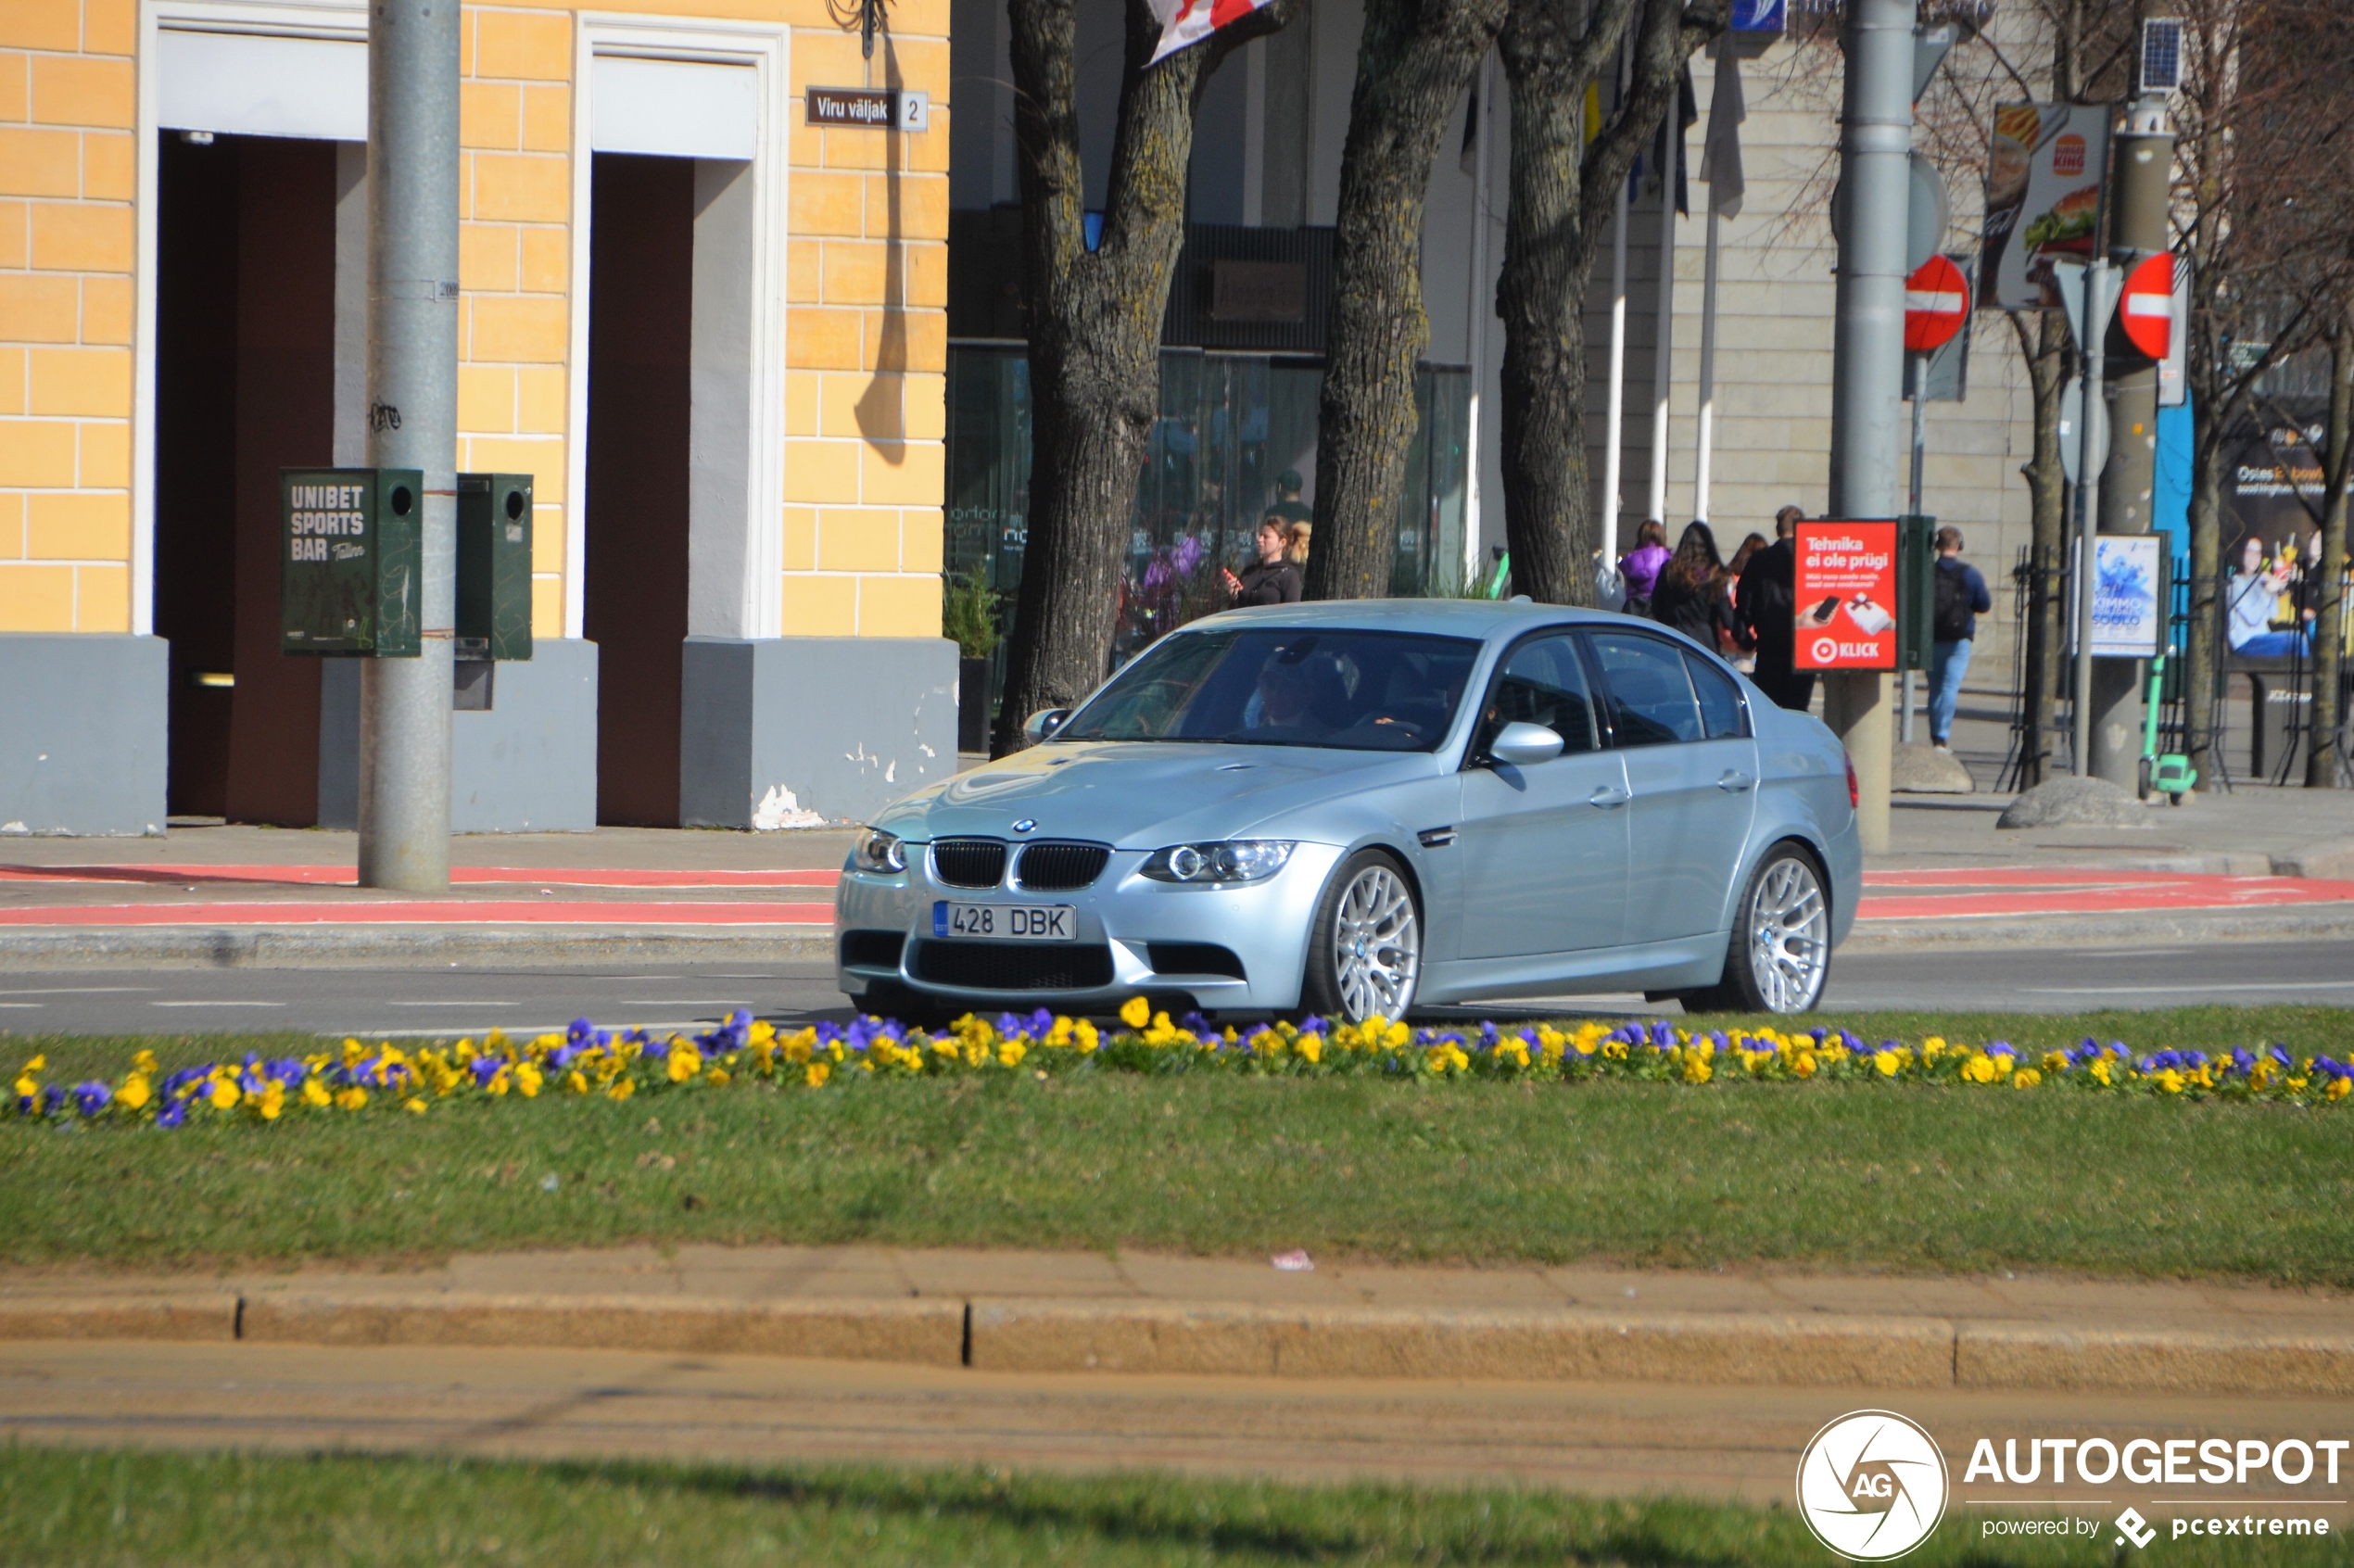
[1139,840,1295,884]
[853,828,907,874]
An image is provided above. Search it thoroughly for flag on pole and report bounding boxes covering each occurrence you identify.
[1700,47,1745,218]
[1652,66,1699,215]
[1147,0,1275,67]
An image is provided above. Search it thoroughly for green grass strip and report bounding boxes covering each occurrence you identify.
[5,1011,2353,1281]
[3,1446,2348,1567]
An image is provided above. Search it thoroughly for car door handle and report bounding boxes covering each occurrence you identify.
[1717,771,1755,792]
[1588,785,1630,809]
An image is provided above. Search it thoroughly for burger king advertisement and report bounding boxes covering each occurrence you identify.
[1795,520,1899,671]
[1979,101,2109,311]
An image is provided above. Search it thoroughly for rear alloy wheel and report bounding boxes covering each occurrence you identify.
[1701,844,1831,1014]
[1301,850,1423,1023]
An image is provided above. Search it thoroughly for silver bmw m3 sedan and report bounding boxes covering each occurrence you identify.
[835,600,1861,1022]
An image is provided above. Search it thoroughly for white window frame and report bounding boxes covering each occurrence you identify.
[133,0,369,635]
[566,16,791,640]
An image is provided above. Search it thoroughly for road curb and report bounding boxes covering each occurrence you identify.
[1846,904,2354,952]
[0,926,834,969]
[239,1292,963,1366]
[6,904,2350,968]
[6,1291,2352,1397]
[0,1293,238,1342]
[965,1300,1955,1387]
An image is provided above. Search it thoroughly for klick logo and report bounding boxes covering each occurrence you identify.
[1797,1410,1950,1561]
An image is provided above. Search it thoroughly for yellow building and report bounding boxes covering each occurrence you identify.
[0,0,956,833]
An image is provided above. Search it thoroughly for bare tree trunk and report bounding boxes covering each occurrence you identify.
[1304,0,1510,601]
[1495,0,1720,606]
[2007,308,2070,788]
[2308,319,2353,788]
[993,0,1274,753]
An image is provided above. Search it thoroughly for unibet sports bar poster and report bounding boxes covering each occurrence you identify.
[1794,521,1898,672]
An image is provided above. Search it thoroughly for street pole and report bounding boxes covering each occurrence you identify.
[1826,0,1913,854]
[1461,52,1494,589]
[2070,258,2107,778]
[1647,115,1677,529]
[359,0,458,891]
[2088,98,2174,787]
[1902,351,1924,744]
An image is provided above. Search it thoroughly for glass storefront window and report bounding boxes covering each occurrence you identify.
[943,344,1472,718]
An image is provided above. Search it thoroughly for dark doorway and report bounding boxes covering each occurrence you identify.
[153,133,335,823]
[583,153,694,826]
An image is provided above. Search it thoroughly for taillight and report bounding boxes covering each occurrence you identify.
[1844,751,1860,809]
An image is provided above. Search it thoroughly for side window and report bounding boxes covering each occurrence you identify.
[1478,635,1599,755]
[1587,631,1703,746]
[1684,651,1747,740]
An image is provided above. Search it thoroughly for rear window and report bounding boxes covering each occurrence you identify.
[1587,630,1703,746]
[1058,626,1484,752]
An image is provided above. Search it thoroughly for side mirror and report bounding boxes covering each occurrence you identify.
[1487,720,1564,767]
[1023,707,1071,743]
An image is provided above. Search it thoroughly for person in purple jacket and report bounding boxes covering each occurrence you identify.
[1617,520,1671,615]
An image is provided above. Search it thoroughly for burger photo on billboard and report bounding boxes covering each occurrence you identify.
[2023,185,2101,303]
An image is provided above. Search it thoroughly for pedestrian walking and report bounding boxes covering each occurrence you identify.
[1650,522,1743,652]
[1223,518,1304,606]
[1929,525,1993,751]
[1736,506,1815,712]
[1617,520,1670,617]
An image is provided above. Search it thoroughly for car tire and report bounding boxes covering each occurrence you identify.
[1697,842,1832,1015]
[1299,848,1424,1024]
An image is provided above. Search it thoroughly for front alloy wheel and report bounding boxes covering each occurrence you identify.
[1302,850,1422,1023]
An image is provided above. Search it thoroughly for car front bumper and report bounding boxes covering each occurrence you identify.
[832,842,1347,1016]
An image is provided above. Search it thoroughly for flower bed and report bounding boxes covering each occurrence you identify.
[12,997,2352,1127]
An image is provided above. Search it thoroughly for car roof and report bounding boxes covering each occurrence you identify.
[1184,598,1614,641]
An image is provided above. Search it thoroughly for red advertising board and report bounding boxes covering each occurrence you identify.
[1794,520,1898,671]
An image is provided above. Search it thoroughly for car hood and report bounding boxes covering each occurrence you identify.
[871,741,1445,848]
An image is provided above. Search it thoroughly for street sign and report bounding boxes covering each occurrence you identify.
[805,87,930,132]
[2158,255,2189,406]
[1904,255,1970,351]
[1905,151,1949,273]
[280,467,423,657]
[2047,258,2120,354]
[1919,253,1975,401]
[2057,377,2110,487]
[2120,252,2175,360]
[1793,520,1900,672]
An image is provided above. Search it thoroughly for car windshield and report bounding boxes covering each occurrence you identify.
[1057,627,1484,752]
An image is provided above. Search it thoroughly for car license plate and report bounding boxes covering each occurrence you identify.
[932,901,1076,941]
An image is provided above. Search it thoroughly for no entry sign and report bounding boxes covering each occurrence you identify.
[2120,253,2175,360]
[1794,520,1899,671]
[1903,256,1970,352]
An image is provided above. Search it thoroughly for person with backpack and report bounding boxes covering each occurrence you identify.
[1930,525,1993,752]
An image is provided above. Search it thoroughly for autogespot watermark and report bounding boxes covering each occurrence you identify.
[1796,1410,1950,1560]
[1798,1413,2348,1558]
[1966,1435,2346,1549]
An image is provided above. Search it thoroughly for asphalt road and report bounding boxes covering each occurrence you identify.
[3,939,2352,1038]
